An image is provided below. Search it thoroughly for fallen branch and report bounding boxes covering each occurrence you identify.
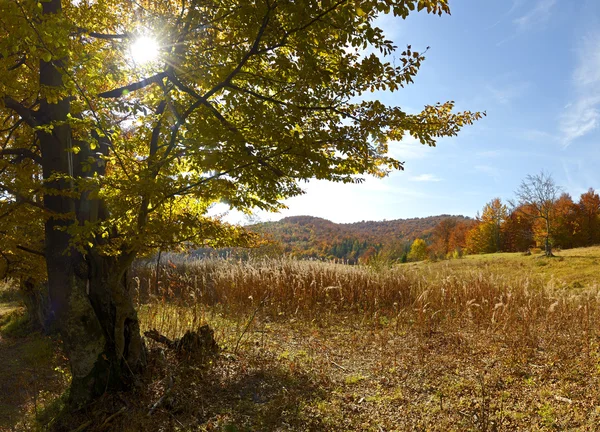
[99,406,126,430]
[330,360,347,372]
[148,374,174,416]
[553,395,573,404]
[69,420,93,432]
[144,329,176,349]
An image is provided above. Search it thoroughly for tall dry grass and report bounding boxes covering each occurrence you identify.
[131,255,600,349]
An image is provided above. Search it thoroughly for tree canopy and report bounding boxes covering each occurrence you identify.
[1,0,482,268]
[0,0,482,403]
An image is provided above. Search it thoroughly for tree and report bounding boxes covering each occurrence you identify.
[553,193,577,249]
[465,200,507,255]
[575,188,600,246]
[502,204,535,252]
[514,172,561,257]
[464,199,508,255]
[0,0,481,403]
[481,198,507,252]
[448,219,475,256]
[430,217,457,258]
[408,238,428,262]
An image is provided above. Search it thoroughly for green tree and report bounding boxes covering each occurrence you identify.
[408,238,428,262]
[0,0,481,403]
[480,198,508,252]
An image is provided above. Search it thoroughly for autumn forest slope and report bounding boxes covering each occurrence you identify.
[249,214,471,261]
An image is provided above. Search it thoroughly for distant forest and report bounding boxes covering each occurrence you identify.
[248,215,471,262]
[191,186,600,264]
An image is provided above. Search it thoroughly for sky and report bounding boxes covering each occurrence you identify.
[222,0,600,225]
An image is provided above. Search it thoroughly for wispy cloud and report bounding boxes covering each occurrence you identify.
[409,174,442,182]
[521,129,558,142]
[560,31,600,147]
[487,0,525,29]
[387,135,435,161]
[486,82,530,105]
[513,0,557,32]
[496,0,557,45]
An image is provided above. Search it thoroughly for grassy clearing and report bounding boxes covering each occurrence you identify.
[5,246,600,430]
[123,247,600,431]
[454,246,600,289]
[0,282,69,431]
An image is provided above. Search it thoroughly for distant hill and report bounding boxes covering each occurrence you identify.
[250,215,470,262]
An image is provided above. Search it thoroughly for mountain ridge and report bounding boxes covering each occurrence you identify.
[250,214,471,261]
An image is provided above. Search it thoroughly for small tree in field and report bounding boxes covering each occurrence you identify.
[515,172,562,257]
[0,0,482,404]
[408,238,428,262]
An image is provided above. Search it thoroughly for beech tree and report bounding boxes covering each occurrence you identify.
[0,0,481,403]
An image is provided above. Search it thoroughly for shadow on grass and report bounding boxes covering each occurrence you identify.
[49,351,330,432]
[0,307,69,431]
[188,363,329,431]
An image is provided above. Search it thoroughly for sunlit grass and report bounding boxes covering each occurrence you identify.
[5,246,600,430]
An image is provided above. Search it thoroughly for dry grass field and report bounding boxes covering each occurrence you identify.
[2,247,600,430]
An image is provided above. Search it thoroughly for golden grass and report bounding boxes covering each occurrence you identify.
[5,246,600,430]
[120,247,600,430]
[132,251,600,340]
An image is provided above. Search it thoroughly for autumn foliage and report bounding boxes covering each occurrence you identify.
[431,188,600,256]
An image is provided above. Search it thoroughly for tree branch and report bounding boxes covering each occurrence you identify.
[2,97,38,127]
[202,3,274,100]
[73,27,131,40]
[98,72,168,98]
[17,245,45,257]
[225,82,357,120]
[0,148,42,165]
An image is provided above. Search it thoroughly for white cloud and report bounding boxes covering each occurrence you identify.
[409,174,442,182]
[560,31,600,146]
[513,0,557,32]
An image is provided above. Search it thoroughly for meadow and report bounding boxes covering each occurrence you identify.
[2,247,600,430]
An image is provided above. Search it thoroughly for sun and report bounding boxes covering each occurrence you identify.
[129,36,160,65]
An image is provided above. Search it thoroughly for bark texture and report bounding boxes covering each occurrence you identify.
[37,0,145,405]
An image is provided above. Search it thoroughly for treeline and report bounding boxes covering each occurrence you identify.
[249,215,469,263]
[427,187,600,258]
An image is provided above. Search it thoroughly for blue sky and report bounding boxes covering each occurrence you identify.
[226,0,600,224]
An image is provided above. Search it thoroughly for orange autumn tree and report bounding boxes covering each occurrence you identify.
[575,188,600,247]
[553,193,578,249]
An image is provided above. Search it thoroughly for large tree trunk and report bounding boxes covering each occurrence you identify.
[19,279,52,333]
[38,0,145,405]
[83,253,146,393]
[46,252,146,404]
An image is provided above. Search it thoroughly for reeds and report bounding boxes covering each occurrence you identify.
[132,255,600,345]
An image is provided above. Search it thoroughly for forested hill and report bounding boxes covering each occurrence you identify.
[250,215,470,262]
